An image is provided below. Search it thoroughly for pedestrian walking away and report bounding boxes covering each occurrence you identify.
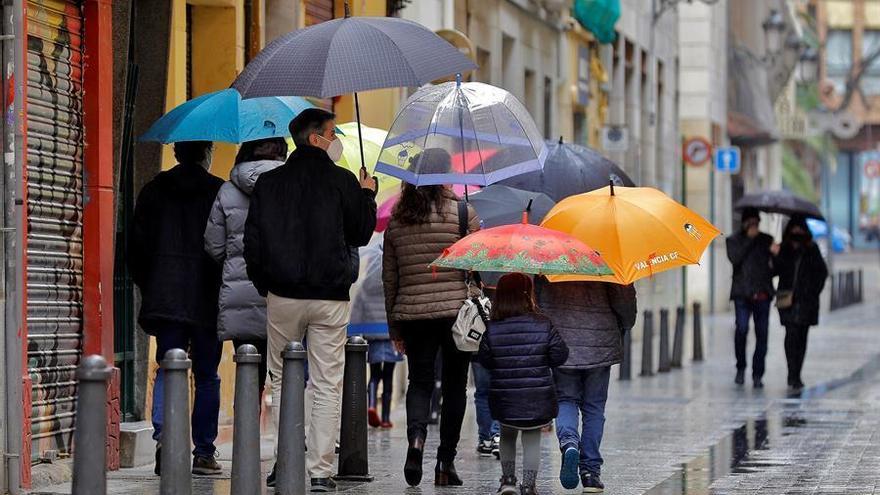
[244,108,377,492]
[537,278,637,493]
[349,233,402,429]
[726,208,777,388]
[205,137,289,402]
[382,148,480,487]
[774,216,828,392]
[477,273,569,495]
[128,141,224,477]
[472,358,500,458]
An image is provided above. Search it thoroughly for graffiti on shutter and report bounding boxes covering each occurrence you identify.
[25,0,85,459]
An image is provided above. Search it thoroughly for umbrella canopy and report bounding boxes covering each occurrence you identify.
[541,185,721,284]
[140,89,314,144]
[376,80,547,186]
[498,139,635,201]
[734,190,824,220]
[431,218,613,276]
[232,16,476,99]
[469,185,555,228]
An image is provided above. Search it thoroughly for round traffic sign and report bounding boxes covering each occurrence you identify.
[683,137,712,167]
[865,160,880,179]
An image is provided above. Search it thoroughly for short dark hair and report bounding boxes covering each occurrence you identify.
[235,137,288,164]
[490,273,538,321]
[741,208,760,222]
[173,141,213,165]
[289,108,335,147]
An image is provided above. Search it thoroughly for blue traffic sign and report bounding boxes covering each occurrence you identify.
[714,146,741,174]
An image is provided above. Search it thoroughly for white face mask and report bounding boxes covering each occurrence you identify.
[316,134,344,162]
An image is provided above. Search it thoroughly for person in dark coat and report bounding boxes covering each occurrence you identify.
[774,216,828,391]
[478,273,569,495]
[204,138,287,400]
[726,208,777,388]
[129,140,224,476]
[536,278,637,493]
[244,108,376,491]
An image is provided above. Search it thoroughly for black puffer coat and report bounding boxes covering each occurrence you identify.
[477,314,569,427]
[726,231,776,300]
[130,164,224,332]
[536,279,637,370]
[775,242,827,326]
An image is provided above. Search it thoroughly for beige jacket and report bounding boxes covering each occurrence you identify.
[382,193,480,330]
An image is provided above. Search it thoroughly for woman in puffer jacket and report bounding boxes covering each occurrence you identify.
[204,138,287,397]
[382,148,480,488]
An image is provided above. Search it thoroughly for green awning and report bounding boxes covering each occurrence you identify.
[573,0,620,44]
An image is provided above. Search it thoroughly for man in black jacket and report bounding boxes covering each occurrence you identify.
[244,108,376,491]
[726,208,777,388]
[129,140,224,476]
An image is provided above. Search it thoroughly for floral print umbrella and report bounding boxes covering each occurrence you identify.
[431,214,614,276]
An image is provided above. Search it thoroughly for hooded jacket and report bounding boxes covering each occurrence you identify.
[204,160,283,341]
[536,279,637,370]
[130,163,224,332]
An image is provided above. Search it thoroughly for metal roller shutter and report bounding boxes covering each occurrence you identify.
[25,0,85,458]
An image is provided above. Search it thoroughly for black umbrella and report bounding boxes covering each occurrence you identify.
[495,137,635,201]
[469,185,555,228]
[233,4,476,171]
[734,190,824,220]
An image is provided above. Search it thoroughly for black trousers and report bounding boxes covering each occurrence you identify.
[784,325,810,384]
[232,338,268,398]
[400,318,470,463]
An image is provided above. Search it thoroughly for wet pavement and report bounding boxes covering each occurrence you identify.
[31,256,880,494]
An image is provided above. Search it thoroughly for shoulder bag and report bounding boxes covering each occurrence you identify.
[451,200,491,352]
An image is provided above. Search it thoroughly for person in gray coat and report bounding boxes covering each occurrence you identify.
[204,137,287,397]
[536,278,637,493]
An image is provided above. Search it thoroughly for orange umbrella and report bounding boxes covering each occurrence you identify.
[541,185,721,284]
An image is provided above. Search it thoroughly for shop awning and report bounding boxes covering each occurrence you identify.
[573,0,620,44]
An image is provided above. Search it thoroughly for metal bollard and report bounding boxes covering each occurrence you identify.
[231,345,262,494]
[671,306,685,368]
[692,302,704,362]
[277,342,307,495]
[830,272,838,310]
[620,327,632,381]
[858,269,864,303]
[640,311,654,377]
[337,336,373,481]
[161,349,192,495]
[72,355,111,495]
[658,309,671,373]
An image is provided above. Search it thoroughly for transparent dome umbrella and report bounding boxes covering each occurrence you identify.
[375,77,547,189]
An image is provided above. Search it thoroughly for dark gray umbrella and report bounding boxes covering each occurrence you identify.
[469,185,555,228]
[734,190,824,220]
[233,7,475,172]
[496,138,635,201]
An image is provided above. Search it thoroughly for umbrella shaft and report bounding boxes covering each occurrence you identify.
[354,92,367,171]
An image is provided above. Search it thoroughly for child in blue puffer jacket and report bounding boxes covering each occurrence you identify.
[478,273,569,495]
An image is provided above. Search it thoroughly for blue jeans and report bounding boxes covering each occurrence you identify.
[471,361,499,442]
[734,298,770,379]
[150,324,222,458]
[555,367,611,475]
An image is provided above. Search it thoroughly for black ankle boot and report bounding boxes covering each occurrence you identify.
[435,460,463,486]
[404,437,425,486]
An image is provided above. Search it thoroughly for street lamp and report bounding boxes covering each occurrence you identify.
[798,46,819,83]
[762,9,787,54]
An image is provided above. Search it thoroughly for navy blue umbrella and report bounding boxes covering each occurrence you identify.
[233,6,476,171]
[496,138,635,201]
[469,185,555,228]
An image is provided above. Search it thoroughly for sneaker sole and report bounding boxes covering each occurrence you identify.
[560,447,580,489]
[310,487,330,493]
[583,487,604,493]
[192,469,222,476]
[478,450,494,457]
[498,486,518,495]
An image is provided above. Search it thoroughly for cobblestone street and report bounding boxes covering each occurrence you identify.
[31,258,880,495]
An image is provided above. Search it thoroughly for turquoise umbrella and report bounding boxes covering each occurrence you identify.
[140,88,315,144]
